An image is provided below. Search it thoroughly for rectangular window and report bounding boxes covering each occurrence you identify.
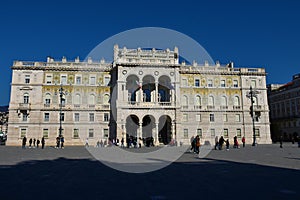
[224,129,229,137]
[76,76,82,85]
[210,113,215,122]
[183,114,188,122]
[20,128,26,138]
[182,79,187,87]
[208,79,213,87]
[73,129,79,138]
[25,75,30,84]
[251,80,256,88]
[195,79,200,87]
[45,98,51,105]
[255,129,260,137]
[89,113,95,122]
[210,129,215,137]
[235,114,241,122]
[74,113,80,122]
[44,113,50,122]
[90,76,96,85]
[104,77,110,86]
[223,114,227,122]
[221,80,226,87]
[43,129,49,138]
[22,112,28,122]
[196,114,201,122]
[60,113,65,122]
[88,129,94,138]
[197,129,202,138]
[183,129,188,138]
[104,113,109,122]
[237,129,242,138]
[46,75,52,84]
[103,129,109,138]
[233,80,238,88]
[61,75,67,85]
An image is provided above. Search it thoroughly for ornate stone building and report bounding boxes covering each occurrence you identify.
[267,74,300,142]
[7,45,271,146]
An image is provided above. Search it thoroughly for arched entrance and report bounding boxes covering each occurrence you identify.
[158,115,172,145]
[158,76,171,102]
[142,115,155,146]
[126,115,139,139]
[126,75,139,102]
[142,75,155,102]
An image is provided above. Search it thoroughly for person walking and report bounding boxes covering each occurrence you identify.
[226,139,230,151]
[85,138,89,147]
[33,138,36,147]
[36,139,40,148]
[56,136,60,149]
[22,136,27,149]
[242,136,245,147]
[41,137,45,149]
[121,137,124,148]
[195,136,200,154]
[279,135,283,148]
[60,136,64,149]
[214,136,219,150]
[219,136,225,150]
[29,138,33,148]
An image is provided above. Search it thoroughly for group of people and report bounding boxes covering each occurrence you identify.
[190,135,201,154]
[55,136,65,149]
[22,136,45,149]
[215,136,246,151]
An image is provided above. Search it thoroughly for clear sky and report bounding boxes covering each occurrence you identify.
[0,0,299,106]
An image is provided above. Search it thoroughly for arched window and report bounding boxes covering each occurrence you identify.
[23,93,29,104]
[234,96,240,106]
[88,94,95,105]
[221,96,227,106]
[182,95,188,106]
[74,94,81,105]
[208,96,214,106]
[103,94,110,104]
[195,95,201,106]
[45,93,51,105]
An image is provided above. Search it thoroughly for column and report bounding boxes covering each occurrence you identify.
[139,121,143,147]
[139,81,143,103]
[171,82,175,105]
[171,121,175,140]
[155,122,159,145]
[155,81,158,103]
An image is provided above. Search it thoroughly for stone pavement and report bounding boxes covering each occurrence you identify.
[0,143,299,199]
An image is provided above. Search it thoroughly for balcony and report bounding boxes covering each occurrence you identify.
[126,101,174,108]
[220,106,228,110]
[194,105,202,110]
[207,105,215,110]
[233,106,241,110]
[253,105,262,110]
[19,103,30,110]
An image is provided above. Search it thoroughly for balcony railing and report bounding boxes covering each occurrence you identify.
[19,103,30,110]
[220,106,228,110]
[253,105,262,110]
[233,106,241,110]
[194,105,202,110]
[207,105,215,109]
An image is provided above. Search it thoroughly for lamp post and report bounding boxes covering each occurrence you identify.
[246,86,260,146]
[55,84,68,137]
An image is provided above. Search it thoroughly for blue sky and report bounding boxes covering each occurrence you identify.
[0,0,299,105]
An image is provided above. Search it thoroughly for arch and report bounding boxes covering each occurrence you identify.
[158,75,171,102]
[208,95,214,106]
[126,75,139,102]
[74,94,81,104]
[195,95,201,106]
[221,96,227,106]
[103,94,110,104]
[182,95,188,106]
[88,94,96,105]
[23,93,29,104]
[234,96,240,106]
[142,115,156,146]
[142,75,155,102]
[158,115,172,145]
[126,115,139,140]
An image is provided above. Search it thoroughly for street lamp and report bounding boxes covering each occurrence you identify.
[55,84,68,137]
[246,86,260,146]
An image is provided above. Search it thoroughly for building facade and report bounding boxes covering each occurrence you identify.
[7,45,271,146]
[267,74,300,142]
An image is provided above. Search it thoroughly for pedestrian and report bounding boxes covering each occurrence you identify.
[233,136,239,148]
[242,136,245,147]
[190,136,195,152]
[214,136,219,150]
[29,138,33,148]
[226,139,230,151]
[60,136,64,148]
[96,140,100,147]
[85,138,89,147]
[33,138,36,147]
[279,135,283,148]
[56,136,60,148]
[22,136,27,149]
[121,137,124,148]
[195,136,200,154]
[100,140,103,147]
[219,136,225,150]
[36,139,40,148]
[41,137,45,149]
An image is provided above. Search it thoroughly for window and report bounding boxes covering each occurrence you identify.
[73,129,79,138]
[89,113,95,122]
[61,75,67,85]
[196,114,201,122]
[251,80,256,88]
[104,113,109,122]
[208,79,213,87]
[208,96,214,106]
[20,128,26,138]
[210,113,215,122]
[46,75,52,84]
[104,77,110,86]
[90,76,96,85]
[223,114,227,122]
[184,129,188,138]
[103,129,109,138]
[234,96,240,106]
[233,80,238,88]
[235,114,241,122]
[88,129,94,138]
[182,79,187,86]
[210,129,215,137]
[74,113,80,122]
[25,75,30,84]
[74,94,81,105]
[195,79,200,87]
[182,95,188,108]
[183,114,188,122]
[221,96,227,106]
[195,95,201,107]
[44,113,50,122]
[221,80,226,87]
[22,112,28,122]
[89,94,95,105]
[43,129,49,138]
[23,93,29,104]
[197,129,202,138]
[45,94,51,105]
[76,76,82,85]
[237,129,242,138]
[60,113,65,122]
[103,94,110,104]
[224,129,229,137]
[255,129,260,137]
